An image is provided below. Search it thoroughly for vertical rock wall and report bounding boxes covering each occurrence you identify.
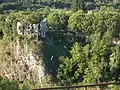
[0,39,45,84]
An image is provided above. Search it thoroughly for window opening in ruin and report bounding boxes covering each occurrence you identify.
[38,24,40,29]
[23,26,25,29]
[28,26,31,29]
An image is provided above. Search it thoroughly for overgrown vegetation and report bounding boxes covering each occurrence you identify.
[0,77,31,90]
[1,0,120,90]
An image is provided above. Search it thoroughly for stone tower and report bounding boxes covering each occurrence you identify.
[40,18,47,38]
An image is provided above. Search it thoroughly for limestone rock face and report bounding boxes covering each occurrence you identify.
[0,20,47,85]
[0,39,45,84]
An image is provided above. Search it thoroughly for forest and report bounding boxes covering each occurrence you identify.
[0,0,120,90]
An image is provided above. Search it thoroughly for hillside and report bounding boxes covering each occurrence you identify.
[0,0,120,90]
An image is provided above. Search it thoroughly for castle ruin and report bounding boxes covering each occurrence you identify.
[17,18,47,40]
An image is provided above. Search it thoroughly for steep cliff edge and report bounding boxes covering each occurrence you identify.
[0,37,45,85]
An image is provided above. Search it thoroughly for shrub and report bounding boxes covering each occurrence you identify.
[0,77,31,90]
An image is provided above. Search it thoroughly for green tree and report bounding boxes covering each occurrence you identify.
[71,0,86,12]
[57,42,87,84]
[114,0,120,5]
[58,10,119,85]
[47,12,69,31]
[109,45,120,81]
[43,6,51,15]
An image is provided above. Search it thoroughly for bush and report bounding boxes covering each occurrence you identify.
[100,5,115,12]
[0,77,31,90]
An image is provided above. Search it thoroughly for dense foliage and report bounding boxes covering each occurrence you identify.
[1,0,120,12]
[57,10,120,85]
[0,77,31,90]
[1,1,120,89]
